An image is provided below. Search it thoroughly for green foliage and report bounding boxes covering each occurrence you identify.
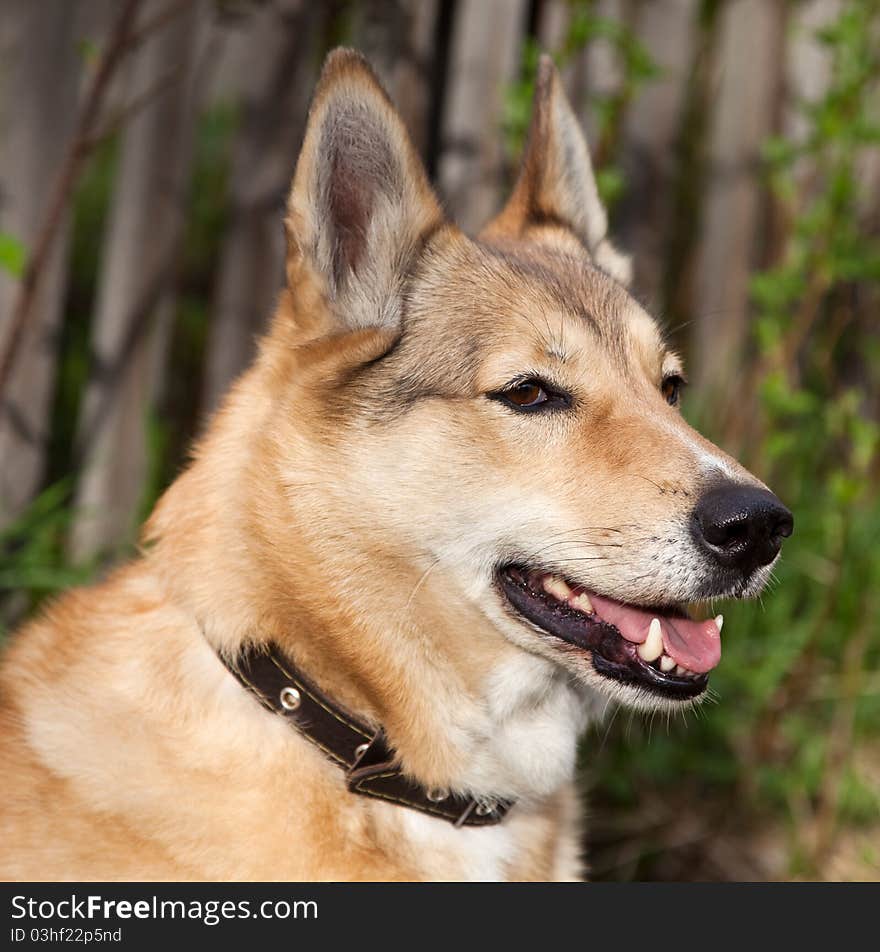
[0,481,95,637]
[180,102,236,281]
[75,37,99,66]
[0,137,120,638]
[47,134,120,485]
[0,232,25,277]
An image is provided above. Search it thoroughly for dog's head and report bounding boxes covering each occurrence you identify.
[267,50,792,713]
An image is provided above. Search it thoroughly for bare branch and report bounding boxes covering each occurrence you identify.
[0,0,145,399]
[80,64,185,152]
[124,0,196,55]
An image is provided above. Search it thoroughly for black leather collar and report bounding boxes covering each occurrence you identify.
[225,643,514,827]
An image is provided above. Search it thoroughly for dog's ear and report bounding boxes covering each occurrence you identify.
[485,55,631,285]
[285,49,444,330]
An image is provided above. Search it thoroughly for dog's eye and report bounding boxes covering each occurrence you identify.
[662,374,685,407]
[506,382,547,407]
[490,378,570,413]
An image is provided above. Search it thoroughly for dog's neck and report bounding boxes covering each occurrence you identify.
[144,362,592,804]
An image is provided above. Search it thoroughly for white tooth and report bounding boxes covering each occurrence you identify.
[542,575,571,600]
[660,654,676,672]
[569,592,594,614]
[675,665,687,676]
[637,618,663,662]
[715,614,724,632]
[542,575,572,601]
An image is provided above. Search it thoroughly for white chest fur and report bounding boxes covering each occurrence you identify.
[365,653,594,881]
[396,808,521,881]
[457,652,591,802]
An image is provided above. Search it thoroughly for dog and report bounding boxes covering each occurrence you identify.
[0,49,792,881]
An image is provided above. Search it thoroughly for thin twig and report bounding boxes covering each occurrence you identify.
[0,0,145,399]
[125,0,194,53]
[80,65,185,152]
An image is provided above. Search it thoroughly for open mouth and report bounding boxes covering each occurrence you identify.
[497,566,723,700]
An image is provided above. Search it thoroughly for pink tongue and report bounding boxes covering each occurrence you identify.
[586,593,721,673]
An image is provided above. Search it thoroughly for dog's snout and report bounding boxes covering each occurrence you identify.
[691,483,793,575]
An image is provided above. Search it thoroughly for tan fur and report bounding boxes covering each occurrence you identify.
[0,51,770,881]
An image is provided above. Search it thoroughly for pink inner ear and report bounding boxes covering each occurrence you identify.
[327,155,373,284]
[320,107,398,288]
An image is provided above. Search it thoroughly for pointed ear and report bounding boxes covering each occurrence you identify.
[285,49,444,330]
[485,55,631,285]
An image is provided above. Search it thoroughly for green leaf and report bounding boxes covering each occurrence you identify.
[596,167,625,208]
[76,37,99,65]
[0,232,25,277]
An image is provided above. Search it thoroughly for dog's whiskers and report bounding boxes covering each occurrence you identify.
[403,555,445,614]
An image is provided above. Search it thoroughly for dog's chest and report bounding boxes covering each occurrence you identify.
[393,810,522,880]
[372,786,578,881]
[364,657,590,881]
[456,653,591,800]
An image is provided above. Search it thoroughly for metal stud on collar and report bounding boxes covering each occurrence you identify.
[353,742,370,761]
[476,800,497,816]
[279,686,301,711]
[427,787,449,803]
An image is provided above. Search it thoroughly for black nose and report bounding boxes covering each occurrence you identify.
[691,483,793,576]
